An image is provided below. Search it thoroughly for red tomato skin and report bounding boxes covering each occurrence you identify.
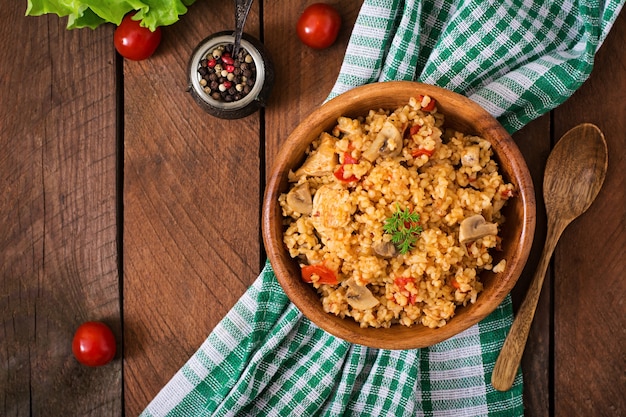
[416,95,437,112]
[296,3,341,49]
[301,264,339,285]
[411,148,434,158]
[334,151,359,182]
[333,165,357,182]
[114,14,162,61]
[72,321,116,367]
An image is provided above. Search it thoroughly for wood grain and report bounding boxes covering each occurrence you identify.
[0,5,121,417]
[492,124,607,392]
[1,1,624,416]
[552,9,626,416]
[122,1,263,414]
[511,116,551,417]
[263,0,362,171]
[0,7,48,416]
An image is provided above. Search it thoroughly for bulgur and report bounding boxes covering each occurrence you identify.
[279,96,514,329]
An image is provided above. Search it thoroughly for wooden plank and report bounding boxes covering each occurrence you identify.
[511,115,552,417]
[263,0,363,169]
[0,6,47,416]
[122,2,262,415]
[551,8,626,416]
[0,5,121,417]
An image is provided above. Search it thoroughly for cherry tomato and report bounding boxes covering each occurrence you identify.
[296,3,341,49]
[72,321,116,367]
[114,13,162,61]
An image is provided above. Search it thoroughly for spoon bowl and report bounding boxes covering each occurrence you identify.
[544,124,609,222]
[491,123,608,391]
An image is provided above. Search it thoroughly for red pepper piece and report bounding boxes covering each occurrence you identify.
[417,94,437,112]
[395,276,414,288]
[334,152,358,182]
[301,264,338,285]
[395,277,417,305]
[334,166,357,182]
[501,189,515,199]
[411,148,435,158]
[343,152,358,165]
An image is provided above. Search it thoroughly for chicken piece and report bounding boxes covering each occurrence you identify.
[333,116,364,138]
[311,184,355,231]
[294,133,338,178]
[461,145,481,168]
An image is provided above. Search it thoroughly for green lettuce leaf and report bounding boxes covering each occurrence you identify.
[25,0,196,30]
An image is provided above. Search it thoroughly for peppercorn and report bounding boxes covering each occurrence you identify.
[198,43,257,103]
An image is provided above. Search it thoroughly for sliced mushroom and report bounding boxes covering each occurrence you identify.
[461,145,481,168]
[372,241,397,258]
[311,184,354,230]
[459,214,498,244]
[362,121,403,162]
[286,182,313,214]
[294,133,338,178]
[344,278,380,310]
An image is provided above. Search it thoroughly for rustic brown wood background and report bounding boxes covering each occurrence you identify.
[1,1,624,416]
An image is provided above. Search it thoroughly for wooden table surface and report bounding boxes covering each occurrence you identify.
[2,2,624,416]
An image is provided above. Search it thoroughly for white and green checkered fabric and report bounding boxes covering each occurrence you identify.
[142,1,624,416]
[329,0,623,132]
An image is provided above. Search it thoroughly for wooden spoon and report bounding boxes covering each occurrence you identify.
[491,123,608,391]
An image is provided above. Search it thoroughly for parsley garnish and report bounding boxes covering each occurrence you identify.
[383,204,423,254]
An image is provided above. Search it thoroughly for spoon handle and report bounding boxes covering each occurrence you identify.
[233,0,254,57]
[491,219,567,391]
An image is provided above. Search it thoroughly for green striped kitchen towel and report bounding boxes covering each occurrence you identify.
[142,1,624,416]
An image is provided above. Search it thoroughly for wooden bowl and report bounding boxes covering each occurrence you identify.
[262,81,536,350]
